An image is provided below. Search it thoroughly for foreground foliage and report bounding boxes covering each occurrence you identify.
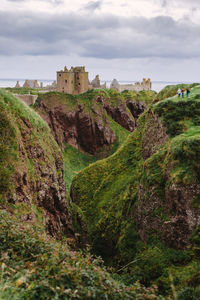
[0,210,161,300]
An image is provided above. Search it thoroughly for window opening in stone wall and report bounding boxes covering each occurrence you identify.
[59,74,62,77]
[65,80,67,83]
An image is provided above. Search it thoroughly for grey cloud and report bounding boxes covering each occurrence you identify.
[161,0,167,8]
[7,0,63,4]
[0,11,200,60]
[84,1,102,11]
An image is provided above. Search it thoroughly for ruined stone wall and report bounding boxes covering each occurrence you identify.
[14,94,38,106]
[110,78,152,92]
[118,84,143,92]
[57,72,74,94]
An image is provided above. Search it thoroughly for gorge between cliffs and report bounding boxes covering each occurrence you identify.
[0,84,200,300]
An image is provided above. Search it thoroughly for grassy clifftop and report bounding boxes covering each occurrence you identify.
[71,85,200,297]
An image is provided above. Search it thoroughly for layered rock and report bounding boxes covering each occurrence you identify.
[0,90,73,238]
[36,90,147,155]
[38,99,116,155]
[103,101,135,132]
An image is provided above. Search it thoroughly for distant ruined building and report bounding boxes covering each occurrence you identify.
[23,80,40,89]
[110,78,152,92]
[44,81,57,91]
[89,74,106,89]
[15,81,20,88]
[57,66,89,94]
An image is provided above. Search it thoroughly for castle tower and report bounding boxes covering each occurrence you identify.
[57,66,89,94]
[23,80,30,88]
[15,80,20,88]
[91,75,101,88]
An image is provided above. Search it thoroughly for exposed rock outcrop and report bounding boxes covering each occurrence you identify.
[36,90,148,155]
[126,101,146,121]
[103,102,135,132]
[38,100,116,155]
[0,90,73,238]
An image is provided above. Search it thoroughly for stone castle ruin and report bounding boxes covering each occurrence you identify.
[15,80,41,89]
[57,66,89,94]
[89,75,106,89]
[23,80,39,88]
[14,66,152,96]
[110,78,152,92]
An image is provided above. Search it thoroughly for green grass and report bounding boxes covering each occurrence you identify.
[63,144,98,192]
[156,83,199,101]
[36,88,137,193]
[0,88,163,299]
[0,210,162,300]
[0,89,64,212]
[63,118,130,193]
[5,87,42,95]
[71,84,200,297]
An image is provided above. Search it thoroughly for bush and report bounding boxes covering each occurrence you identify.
[177,287,197,300]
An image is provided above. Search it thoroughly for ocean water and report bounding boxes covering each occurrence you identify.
[0,78,193,92]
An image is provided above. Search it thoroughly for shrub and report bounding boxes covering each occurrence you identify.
[177,287,197,300]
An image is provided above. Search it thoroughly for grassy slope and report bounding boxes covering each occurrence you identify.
[5,87,42,95]
[63,118,130,192]
[0,210,161,300]
[0,89,62,207]
[0,89,161,299]
[71,85,200,297]
[156,83,199,101]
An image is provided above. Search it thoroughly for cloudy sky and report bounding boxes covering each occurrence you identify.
[0,0,200,83]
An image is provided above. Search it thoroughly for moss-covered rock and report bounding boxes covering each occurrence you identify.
[0,89,73,237]
[71,85,200,296]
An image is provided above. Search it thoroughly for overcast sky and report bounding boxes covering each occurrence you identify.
[0,0,200,83]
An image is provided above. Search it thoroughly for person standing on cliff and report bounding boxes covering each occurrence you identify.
[186,87,190,97]
[178,88,181,97]
[181,88,185,98]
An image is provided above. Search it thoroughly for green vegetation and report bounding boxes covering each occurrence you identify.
[35,88,156,111]
[2,84,200,298]
[5,87,42,95]
[0,210,161,300]
[71,85,200,297]
[0,88,163,299]
[0,103,17,202]
[36,88,152,192]
[0,89,63,211]
[63,144,97,192]
[156,83,199,101]
[63,117,130,192]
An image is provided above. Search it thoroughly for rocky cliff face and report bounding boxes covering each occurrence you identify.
[71,96,200,256]
[136,108,200,248]
[38,99,116,155]
[36,90,149,155]
[0,90,73,238]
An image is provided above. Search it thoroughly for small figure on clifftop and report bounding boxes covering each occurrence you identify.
[181,88,185,98]
[178,88,181,97]
[186,88,190,97]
